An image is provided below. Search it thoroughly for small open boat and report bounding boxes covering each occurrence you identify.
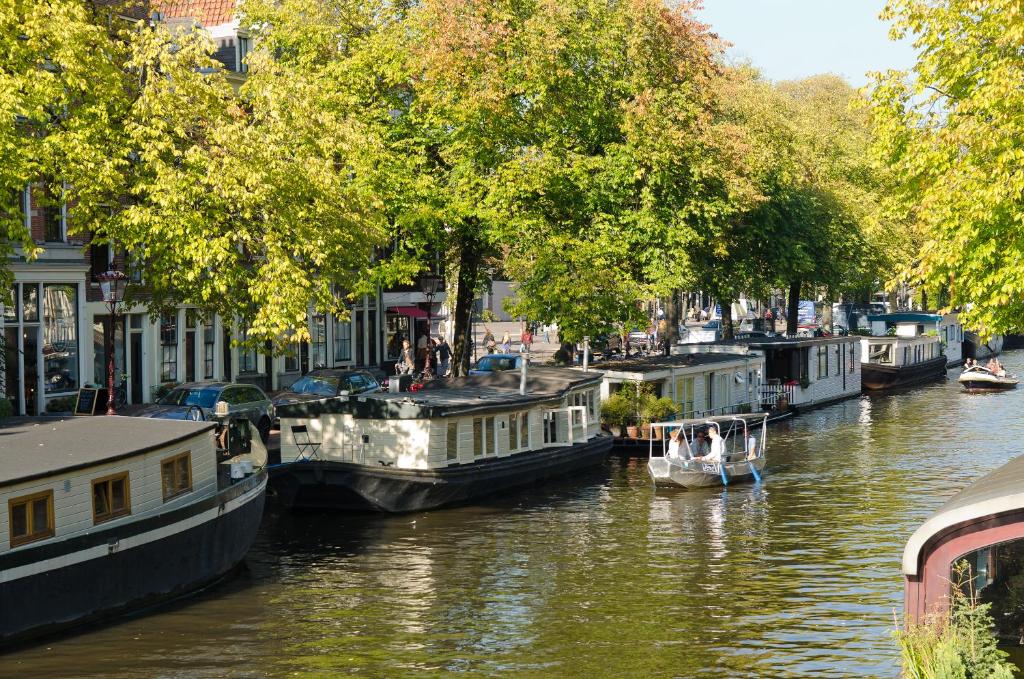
[647,414,768,489]
[958,365,1018,392]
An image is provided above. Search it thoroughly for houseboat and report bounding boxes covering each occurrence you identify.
[904,453,1024,636]
[596,348,765,420]
[271,367,611,513]
[717,336,862,412]
[965,330,1004,361]
[0,416,267,646]
[861,314,947,391]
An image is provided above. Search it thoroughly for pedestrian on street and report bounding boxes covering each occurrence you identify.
[521,327,533,353]
[501,331,512,353]
[436,336,451,377]
[483,327,496,354]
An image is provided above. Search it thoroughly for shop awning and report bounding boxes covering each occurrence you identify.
[387,306,428,319]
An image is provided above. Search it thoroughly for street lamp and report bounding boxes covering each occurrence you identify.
[420,273,442,377]
[97,270,128,415]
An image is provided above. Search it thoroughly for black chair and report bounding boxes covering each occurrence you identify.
[291,424,322,460]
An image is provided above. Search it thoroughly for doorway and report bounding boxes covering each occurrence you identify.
[4,327,20,415]
[130,332,143,404]
[23,326,38,416]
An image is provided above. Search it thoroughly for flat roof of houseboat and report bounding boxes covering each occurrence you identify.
[869,313,942,324]
[903,453,1024,577]
[0,417,214,488]
[709,335,858,349]
[596,352,753,374]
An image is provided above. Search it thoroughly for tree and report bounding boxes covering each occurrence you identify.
[869,0,1024,335]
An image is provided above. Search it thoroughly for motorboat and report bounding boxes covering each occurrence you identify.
[646,414,768,489]
[958,365,1018,392]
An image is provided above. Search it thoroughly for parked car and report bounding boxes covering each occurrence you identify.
[469,353,524,375]
[272,369,381,426]
[133,382,274,442]
[702,320,722,330]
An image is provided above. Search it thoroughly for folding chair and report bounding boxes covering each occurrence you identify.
[291,424,322,460]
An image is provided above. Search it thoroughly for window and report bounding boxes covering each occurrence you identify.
[23,283,38,322]
[4,284,17,322]
[40,181,64,242]
[43,284,79,393]
[90,240,112,280]
[473,417,483,457]
[311,315,327,369]
[510,413,519,450]
[160,313,178,382]
[92,472,131,524]
[239,327,259,374]
[334,314,352,363]
[284,342,302,373]
[520,411,529,449]
[706,372,715,410]
[447,420,459,460]
[203,320,215,379]
[238,35,251,73]
[676,376,695,415]
[386,314,410,360]
[817,346,828,379]
[484,416,494,455]
[9,490,54,547]
[161,452,193,501]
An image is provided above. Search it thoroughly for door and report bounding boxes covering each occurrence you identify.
[185,327,196,382]
[4,327,20,415]
[130,332,143,404]
[23,326,38,416]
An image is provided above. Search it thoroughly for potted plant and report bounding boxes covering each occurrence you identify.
[621,380,652,438]
[600,393,631,438]
[641,395,678,439]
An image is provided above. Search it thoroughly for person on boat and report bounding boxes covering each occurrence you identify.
[964,358,974,369]
[691,429,710,457]
[694,425,724,464]
[667,428,685,459]
[747,435,758,461]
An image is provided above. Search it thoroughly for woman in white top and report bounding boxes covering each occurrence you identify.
[667,428,684,459]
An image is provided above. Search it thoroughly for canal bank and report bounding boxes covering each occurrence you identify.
[3,355,1024,676]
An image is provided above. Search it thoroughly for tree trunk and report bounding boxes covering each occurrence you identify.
[921,289,929,311]
[822,297,833,334]
[786,280,800,336]
[888,289,898,312]
[449,234,483,377]
[664,291,679,355]
[721,298,734,340]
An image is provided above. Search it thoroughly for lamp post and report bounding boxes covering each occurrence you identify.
[97,270,128,415]
[420,273,442,377]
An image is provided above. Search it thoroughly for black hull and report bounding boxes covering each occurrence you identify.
[270,435,614,513]
[861,356,947,391]
[0,473,266,648]
[960,380,1017,392]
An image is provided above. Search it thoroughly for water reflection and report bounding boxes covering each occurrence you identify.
[5,355,1024,677]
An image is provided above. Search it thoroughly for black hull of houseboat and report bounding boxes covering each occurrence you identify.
[269,435,614,513]
[861,356,948,391]
[0,473,266,649]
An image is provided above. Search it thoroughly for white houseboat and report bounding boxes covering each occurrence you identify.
[0,417,266,646]
[861,314,948,391]
[596,348,765,420]
[716,336,862,412]
[271,367,611,513]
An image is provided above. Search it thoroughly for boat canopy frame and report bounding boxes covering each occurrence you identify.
[646,413,769,468]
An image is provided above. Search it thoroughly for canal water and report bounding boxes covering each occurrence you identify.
[6,353,1024,678]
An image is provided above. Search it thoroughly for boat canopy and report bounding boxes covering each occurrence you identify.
[903,453,1024,577]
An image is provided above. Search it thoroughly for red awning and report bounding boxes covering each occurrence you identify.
[387,306,429,319]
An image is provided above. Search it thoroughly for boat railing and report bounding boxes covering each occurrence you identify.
[645,415,769,465]
[758,383,796,408]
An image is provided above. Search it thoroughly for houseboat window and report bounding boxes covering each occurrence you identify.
[588,390,597,419]
[954,538,1024,642]
[160,313,178,382]
[903,347,909,365]
[485,416,495,455]
[473,418,483,457]
[543,412,558,444]
[849,344,856,373]
[706,372,715,410]
[510,413,519,450]
[446,420,459,461]
[676,377,695,415]
[92,472,131,524]
[520,411,529,449]
[817,346,827,379]
[161,452,193,501]
[9,490,54,547]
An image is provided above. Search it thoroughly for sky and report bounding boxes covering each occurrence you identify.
[695,0,918,87]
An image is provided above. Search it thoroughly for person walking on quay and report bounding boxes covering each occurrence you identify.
[501,331,512,354]
[483,327,496,354]
[520,327,533,354]
[436,336,451,377]
[397,339,415,375]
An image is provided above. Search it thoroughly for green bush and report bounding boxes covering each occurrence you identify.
[480,309,499,323]
[640,395,677,424]
[600,393,632,429]
[894,561,1017,678]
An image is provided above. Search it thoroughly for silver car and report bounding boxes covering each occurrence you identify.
[135,382,274,442]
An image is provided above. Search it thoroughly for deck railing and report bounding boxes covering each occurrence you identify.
[758,383,797,409]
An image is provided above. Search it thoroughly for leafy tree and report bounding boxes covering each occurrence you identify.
[869,0,1024,335]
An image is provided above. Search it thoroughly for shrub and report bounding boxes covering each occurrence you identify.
[640,395,677,425]
[600,393,632,429]
[0,397,12,420]
[894,561,1017,678]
